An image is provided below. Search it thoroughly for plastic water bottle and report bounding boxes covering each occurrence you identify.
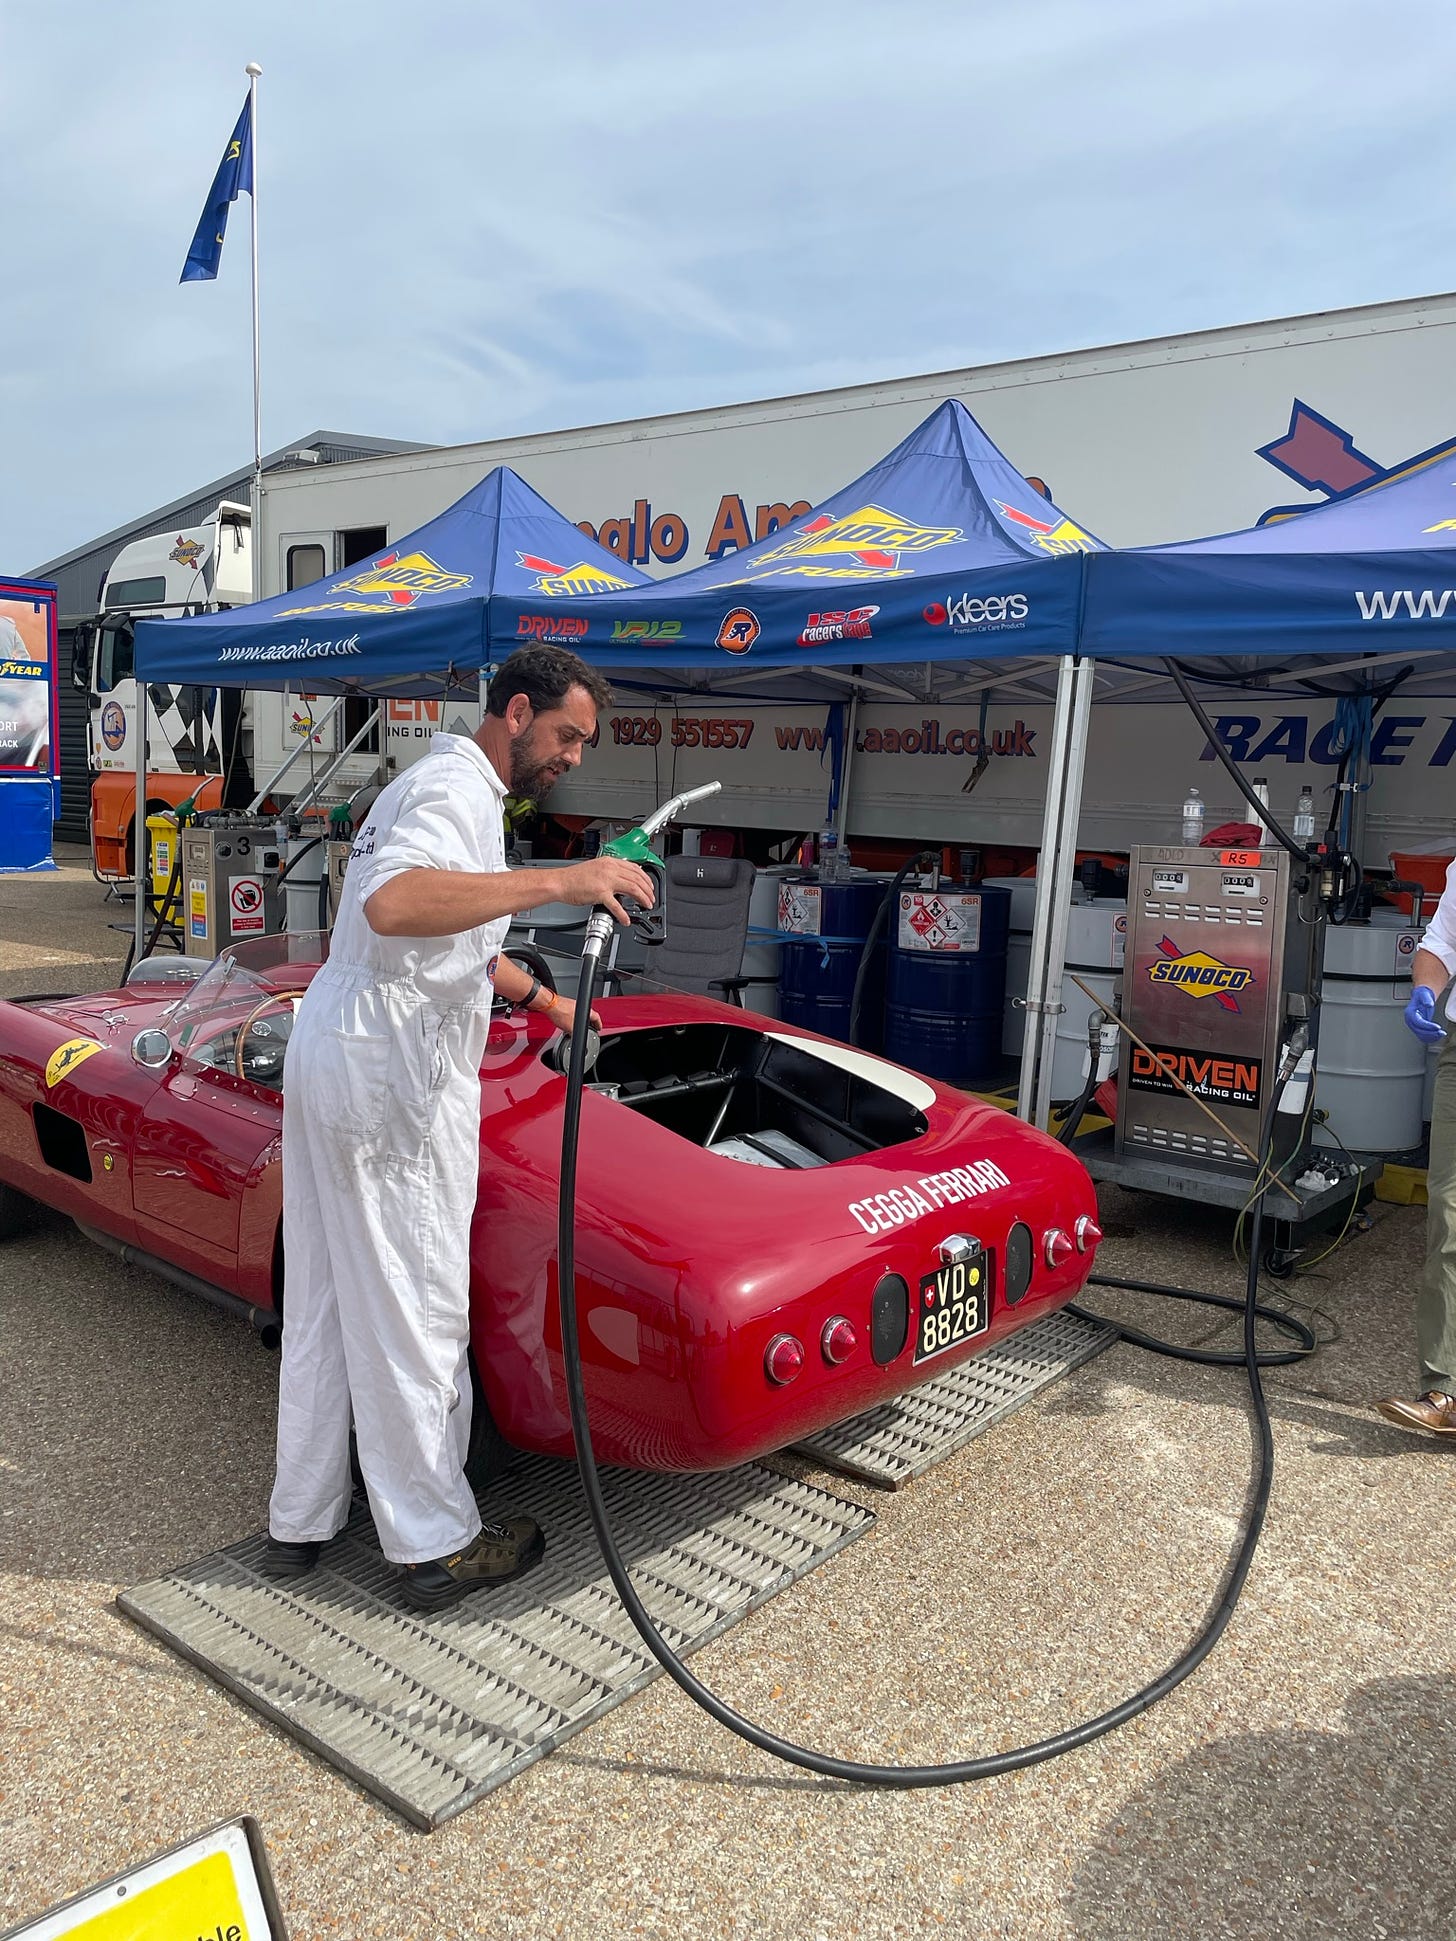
[1251,776,1271,840]
[1293,786,1317,842]
[1181,787,1204,846]
[819,824,843,882]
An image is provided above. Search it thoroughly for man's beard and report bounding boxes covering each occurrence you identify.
[508,724,567,804]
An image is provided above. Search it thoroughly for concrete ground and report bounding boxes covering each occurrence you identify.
[1,848,1452,1940]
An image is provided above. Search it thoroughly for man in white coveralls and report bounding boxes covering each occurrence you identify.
[265,646,656,1609]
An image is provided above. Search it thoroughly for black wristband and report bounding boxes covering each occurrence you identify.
[521,975,541,1011]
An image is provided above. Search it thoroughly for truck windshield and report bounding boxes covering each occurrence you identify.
[95,618,133,692]
[104,576,167,608]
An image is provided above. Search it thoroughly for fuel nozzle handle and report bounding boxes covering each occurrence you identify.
[585,781,724,955]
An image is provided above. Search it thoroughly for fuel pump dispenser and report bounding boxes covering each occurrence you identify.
[178,817,288,960]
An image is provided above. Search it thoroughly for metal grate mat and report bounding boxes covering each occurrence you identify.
[117,1454,874,1831]
[790,1310,1117,1488]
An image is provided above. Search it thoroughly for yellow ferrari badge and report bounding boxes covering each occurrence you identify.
[45,1038,103,1089]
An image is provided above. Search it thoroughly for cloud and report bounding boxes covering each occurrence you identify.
[5,0,1456,572]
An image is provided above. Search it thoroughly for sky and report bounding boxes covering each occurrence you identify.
[5,0,1456,571]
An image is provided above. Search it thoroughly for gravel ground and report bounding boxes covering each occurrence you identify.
[1,851,1452,1939]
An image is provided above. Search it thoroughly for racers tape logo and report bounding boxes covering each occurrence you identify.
[1148,936,1255,1013]
[517,553,635,598]
[281,550,472,615]
[168,536,205,570]
[717,607,761,655]
[797,605,877,646]
[100,700,126,751]
[743,505,961,581]
[994,502,1098,555]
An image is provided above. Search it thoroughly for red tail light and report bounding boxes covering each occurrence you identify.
[820,1317,858,1366]
[1043,1228,1075,1269]
[764,1333,805,1385]
[1074,1215,1103,1253]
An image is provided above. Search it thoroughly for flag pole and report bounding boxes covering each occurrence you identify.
[245,60,263,604]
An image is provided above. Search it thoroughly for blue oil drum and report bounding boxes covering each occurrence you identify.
[883,883,1011,1087]
[775,874,888,1050]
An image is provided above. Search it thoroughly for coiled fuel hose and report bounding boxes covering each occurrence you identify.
[556,927,1307,1787]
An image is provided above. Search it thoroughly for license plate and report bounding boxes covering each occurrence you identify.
[914,1246,991,1363]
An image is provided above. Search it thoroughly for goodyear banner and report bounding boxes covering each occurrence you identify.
[0,577,60,873]
[1081,434,1456,658]
[134,403,1097,694]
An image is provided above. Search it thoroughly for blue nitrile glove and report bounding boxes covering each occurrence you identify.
[1404,986,1447,1045]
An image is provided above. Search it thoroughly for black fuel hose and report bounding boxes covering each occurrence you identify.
[556,946,1281,1787]
[1164,659,1307,862]
[848,850,936,1048]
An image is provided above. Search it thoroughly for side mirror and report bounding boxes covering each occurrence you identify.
[131,1027,173,1071]
[71,622,94,694]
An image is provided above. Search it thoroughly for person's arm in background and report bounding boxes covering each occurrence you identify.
[1405,859,1456,1042]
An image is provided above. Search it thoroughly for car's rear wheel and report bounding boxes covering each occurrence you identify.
[349,1346,511,1496]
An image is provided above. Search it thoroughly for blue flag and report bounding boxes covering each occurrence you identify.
[180,97,254,283]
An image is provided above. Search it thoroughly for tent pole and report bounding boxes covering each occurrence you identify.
[836,689,860,856]
[1016,654,1093,1128]
[133,681,148,963]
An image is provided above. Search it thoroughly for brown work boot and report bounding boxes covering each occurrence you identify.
[1374,1390,1456,1438]
[401,1516,545,1611]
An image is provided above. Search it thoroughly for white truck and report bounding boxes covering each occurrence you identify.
[88,292,1456,870]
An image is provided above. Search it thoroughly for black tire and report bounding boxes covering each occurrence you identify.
[0,1180,38,1240]
[1262,1247,1296,1280]
[349,1346,511,1495]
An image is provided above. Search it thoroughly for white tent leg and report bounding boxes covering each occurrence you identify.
[133,682,148,963]
[1016,655,1094,1129]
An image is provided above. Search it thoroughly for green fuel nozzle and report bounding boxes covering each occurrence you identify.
[585,782,723,954]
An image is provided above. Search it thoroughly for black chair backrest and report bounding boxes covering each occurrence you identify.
[650,855,757,997]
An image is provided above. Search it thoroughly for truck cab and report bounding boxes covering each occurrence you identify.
[75,503,252,877]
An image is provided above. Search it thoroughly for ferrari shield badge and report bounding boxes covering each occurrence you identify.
[45,1037,103,1088]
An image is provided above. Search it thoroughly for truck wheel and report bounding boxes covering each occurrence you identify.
[348,1348,511,1496]
[0,1181,38,1240]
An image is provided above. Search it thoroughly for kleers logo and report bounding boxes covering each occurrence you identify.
[924,592,1029,632]
[717,607,761,655]
[610,619,684,642]
[797,605,877,645]
[45,1037,103,1088]
[1355,589,1456,621]
[517,553,634,598]
[516,614,588,640]
[282,550,472,615]
[1148,936,1255,1013]
[169,536,204,570]
[747,505,961,580]
[994,502,1098,555]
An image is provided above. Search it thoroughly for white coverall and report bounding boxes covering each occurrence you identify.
[269,732,510,1564]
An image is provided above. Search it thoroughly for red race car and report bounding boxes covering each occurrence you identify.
[0,934,1101,1475]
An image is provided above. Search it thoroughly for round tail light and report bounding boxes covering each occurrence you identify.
[1074,1215,1103,1253]
[820,1317,858,1366]
[1043,1228,1075,1269]
[764,1333,805,1385]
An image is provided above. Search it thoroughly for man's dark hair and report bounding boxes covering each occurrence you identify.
[484,646,612,719]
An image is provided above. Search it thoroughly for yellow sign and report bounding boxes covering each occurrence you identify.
[7,1819,282,1940]
[280,548,472,614]
[750,504,962,580]
[44,1038,102,1088]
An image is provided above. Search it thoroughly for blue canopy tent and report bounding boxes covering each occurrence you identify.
[484,399,1102,691]
[132,465,653,697]
[1081,437,1456,691]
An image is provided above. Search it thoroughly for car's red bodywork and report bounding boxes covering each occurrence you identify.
[0,959,1101,1471]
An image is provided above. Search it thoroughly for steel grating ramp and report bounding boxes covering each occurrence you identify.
[117,1454,873,1830]
[791,1310,1117,1488]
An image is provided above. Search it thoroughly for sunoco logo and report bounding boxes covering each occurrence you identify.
[1148,936,1255,1013]
[282,550,472,615]
[746,505,961,580]
[517,552,634,597]
[994,502,1098,555]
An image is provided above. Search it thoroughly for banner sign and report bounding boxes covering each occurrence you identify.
[0,578,59,873]
[4,1817,287,1939]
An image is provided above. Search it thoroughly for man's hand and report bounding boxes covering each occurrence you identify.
[548,994,604,1038]
[558,856,658,925]
[1405,985,1447,1045]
